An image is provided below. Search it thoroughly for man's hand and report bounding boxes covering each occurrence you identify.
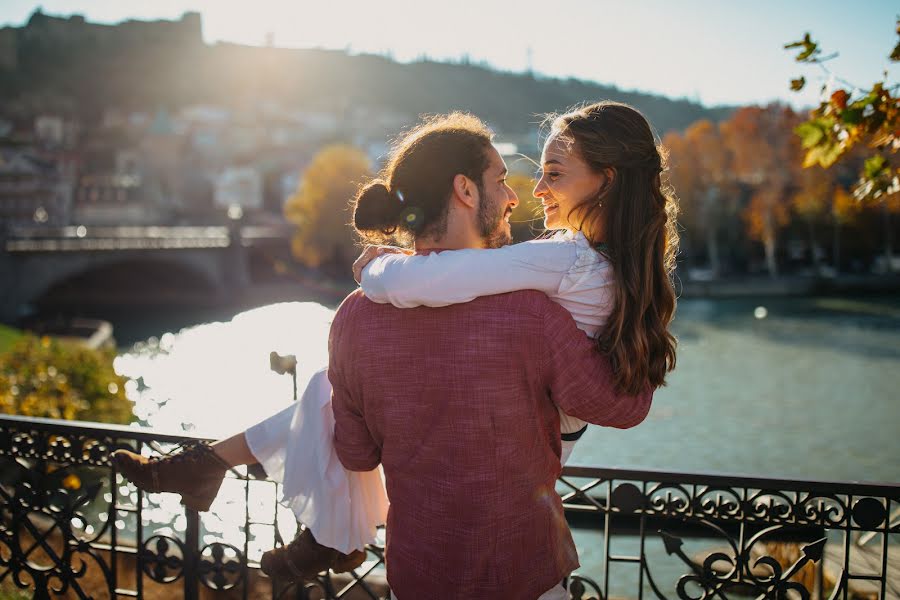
[353,245,412,283]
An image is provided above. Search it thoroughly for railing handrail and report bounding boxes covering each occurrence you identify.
[562,464,900,497]
[0,413,217,445]
[4,413,898,496]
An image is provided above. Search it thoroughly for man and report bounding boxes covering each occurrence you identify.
[330,113,652,599]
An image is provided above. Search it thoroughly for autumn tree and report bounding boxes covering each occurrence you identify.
[664,120,736,275]
[662,131,701,267]
[830,185,862,271]
[790,165,834,270]
[284,145,372,275]
[721,105,802,277]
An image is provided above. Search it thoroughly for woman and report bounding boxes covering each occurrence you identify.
[112,101,679,584]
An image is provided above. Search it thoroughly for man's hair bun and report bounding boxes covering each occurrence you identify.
[353,181,402,232]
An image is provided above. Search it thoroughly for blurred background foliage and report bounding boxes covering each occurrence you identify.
[283,144,372,276]
[0,333,132,424]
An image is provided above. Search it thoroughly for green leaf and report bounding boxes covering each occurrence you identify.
[840,108,864,126]
[785,33,819,62]
[849,90,879,111]
[804,140,843,168]
[790,76,806,91]
[864,155,887,179]
[795,121,826,149]
[894,19,900,61]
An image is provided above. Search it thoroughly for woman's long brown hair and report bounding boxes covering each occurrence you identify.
[550,101,679,394]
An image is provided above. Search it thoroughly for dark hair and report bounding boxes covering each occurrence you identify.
[548,101,679,395]
[353,112,494,244]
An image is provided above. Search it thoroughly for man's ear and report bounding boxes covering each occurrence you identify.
[452,174,478,209]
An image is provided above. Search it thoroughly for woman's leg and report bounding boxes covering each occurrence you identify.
[111,401,298,512]
[211,432,258,467]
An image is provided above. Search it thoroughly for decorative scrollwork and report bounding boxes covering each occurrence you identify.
[568,573,603,599]
[795,494,847,527]
[1,416,895,599]
[660,523,827,600]
[198,542,244,590]
[693,487,742,521]
[0,460,107,598]
[141,535,185,583]
[745,489,795,523]
[0,423,122,469]
[646,483,692,517]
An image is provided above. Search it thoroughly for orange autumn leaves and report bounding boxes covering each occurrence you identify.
[663,105,877,276]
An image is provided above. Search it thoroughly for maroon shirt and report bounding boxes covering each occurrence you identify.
[329,287,652,600]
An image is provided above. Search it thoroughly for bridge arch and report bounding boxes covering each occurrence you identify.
[3,250,229,320]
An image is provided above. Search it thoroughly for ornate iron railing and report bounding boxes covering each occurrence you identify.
[0,413,897,599]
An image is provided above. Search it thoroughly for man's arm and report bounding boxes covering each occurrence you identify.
[540,299,653,428]
[329,294,382,471]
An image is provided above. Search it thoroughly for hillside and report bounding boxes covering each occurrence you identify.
[0,10,733,136]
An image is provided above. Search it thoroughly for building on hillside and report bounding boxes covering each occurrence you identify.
[213,167,263,215]
[140,109,186,207]
[0,150,72,228]
[34,115,79,149]
[72,173,168,225]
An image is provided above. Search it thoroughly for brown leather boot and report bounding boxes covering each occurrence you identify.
[259,527,367,582]
[111,441,230,512]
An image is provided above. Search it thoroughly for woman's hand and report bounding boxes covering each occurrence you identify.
[353,245,412,283]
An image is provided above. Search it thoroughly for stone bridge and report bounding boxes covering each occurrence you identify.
[0,224,290,322]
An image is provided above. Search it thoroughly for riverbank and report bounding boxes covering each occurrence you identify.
[0,324,21,353]
[251,271,900,308]
[679,273,900,298]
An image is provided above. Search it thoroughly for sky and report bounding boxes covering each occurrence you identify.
[1,0,897,108]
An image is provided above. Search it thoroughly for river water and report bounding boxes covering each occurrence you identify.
[114,294,900,482]
[111,293,900,591]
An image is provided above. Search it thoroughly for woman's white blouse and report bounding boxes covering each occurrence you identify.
[361,230,615,338]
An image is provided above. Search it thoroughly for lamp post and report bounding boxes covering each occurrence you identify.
[269,351,298,401]
[226,203,249,291]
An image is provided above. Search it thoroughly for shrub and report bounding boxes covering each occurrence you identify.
[0,335,132,424]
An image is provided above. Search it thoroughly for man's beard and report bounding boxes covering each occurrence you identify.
[477,186,512,249]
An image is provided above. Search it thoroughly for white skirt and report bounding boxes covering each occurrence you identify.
[244,367,389,554]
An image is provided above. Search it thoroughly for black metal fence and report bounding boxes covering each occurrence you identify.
[1,413,897,599]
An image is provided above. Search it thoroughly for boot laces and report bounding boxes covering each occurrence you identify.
[149,440,212,466]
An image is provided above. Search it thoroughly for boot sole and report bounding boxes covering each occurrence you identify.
[180,492,215,512]
[332,550,367,573]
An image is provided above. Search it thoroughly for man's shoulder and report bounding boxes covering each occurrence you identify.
[335,287,560,323]
[476,289,563,323]
[332,288,367,325]
[333,288,398,323]
[337,288,366,309]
